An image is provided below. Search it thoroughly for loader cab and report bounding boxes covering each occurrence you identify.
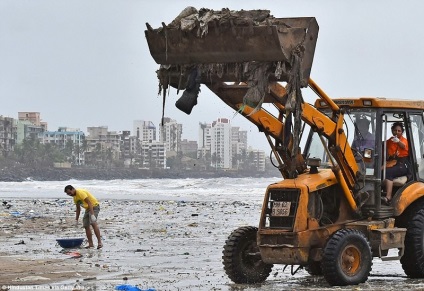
[366,110,424,218]
[404,112,424,179]
[303,108,379,175]
[304,101,424,218]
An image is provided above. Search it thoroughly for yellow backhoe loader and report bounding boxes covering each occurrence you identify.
[145,7,424,286]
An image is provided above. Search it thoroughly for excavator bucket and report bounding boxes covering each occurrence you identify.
[145,8,319,87]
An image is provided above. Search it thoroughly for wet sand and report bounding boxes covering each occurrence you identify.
[0,198,423,290]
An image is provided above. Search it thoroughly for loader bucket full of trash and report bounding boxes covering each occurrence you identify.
[145,7,319,114]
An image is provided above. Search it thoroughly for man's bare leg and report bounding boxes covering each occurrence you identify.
[85,226,94,247]
[92,222,102,248]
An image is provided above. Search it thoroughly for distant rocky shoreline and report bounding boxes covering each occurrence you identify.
[0,166,277,182]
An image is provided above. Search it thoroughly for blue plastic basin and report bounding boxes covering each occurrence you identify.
[56,238,84,248]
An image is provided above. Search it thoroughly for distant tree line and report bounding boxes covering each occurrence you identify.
[1,136,67,168]
[0,136,276,174]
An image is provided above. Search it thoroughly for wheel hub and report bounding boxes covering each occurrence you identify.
[341,245,361,275]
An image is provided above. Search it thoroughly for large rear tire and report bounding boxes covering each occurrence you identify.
[222,226,273,284]
[321,228,372,286]
[401,209,424,277]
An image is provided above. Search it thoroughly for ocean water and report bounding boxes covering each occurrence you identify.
[0,177,282,202]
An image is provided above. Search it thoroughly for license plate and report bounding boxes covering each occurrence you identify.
[271,201,291,217]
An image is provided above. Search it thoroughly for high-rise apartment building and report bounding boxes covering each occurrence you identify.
[231,126,248,169]
[198,122,211,160]
[133,120,156,142]
[211,118,232,169]
[231,126,248,154]
[159,117,182,153]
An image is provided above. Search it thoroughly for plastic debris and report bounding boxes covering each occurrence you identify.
[64,251,83,258]
[115,285,156,291]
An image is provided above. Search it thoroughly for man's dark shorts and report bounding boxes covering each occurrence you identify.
[83,205,100,227]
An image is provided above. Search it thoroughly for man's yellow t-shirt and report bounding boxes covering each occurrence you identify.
[73,189,99,209]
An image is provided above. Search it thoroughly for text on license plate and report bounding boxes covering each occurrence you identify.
[271,201,291,217]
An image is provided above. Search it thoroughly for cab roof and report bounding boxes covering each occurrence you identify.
[314,97,424,110]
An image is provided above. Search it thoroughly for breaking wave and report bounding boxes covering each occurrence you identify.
[0,177,281,202]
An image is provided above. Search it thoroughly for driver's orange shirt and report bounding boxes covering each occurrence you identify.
[387,135,408,158]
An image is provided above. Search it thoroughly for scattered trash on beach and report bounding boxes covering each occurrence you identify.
[0,197,263,289]
[64,251,82,258]
[14,275,50,282]
[2,201,12,209]
[115,284,156,291]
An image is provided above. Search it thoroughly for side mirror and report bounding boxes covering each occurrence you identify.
[363,148,373,162]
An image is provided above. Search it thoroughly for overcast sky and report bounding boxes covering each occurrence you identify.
[1,0,424,151]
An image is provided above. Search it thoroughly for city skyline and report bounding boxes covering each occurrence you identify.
[4,111,259,151]
[1,111,266,171]
[2,1,424,153]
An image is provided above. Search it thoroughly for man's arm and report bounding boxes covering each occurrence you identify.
[76,204,81,221]
[85,197,94,215]
[84,197,97,224]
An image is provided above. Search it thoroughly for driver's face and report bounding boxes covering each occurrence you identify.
[392,127,402,137]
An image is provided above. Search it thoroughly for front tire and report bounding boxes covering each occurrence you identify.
[401,209,424,277]
[321,228,372,286]
[222,226,273,284]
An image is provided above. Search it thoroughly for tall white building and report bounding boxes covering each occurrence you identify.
[211,118,232,169]
[198,122,211,149]
[198,122,212,160]
[133,120,156,142]
[159,117,182,153]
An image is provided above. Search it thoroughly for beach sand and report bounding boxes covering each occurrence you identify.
[0,198,264,290]
[0,198,414,291]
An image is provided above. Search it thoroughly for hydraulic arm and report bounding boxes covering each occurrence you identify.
[206,79,359,212]
[145,7,360,212]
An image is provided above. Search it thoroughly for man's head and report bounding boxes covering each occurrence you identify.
[64,185,76,196]
[356,118,370,136]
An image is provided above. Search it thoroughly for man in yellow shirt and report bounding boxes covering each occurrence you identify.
[64,185,102,249]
